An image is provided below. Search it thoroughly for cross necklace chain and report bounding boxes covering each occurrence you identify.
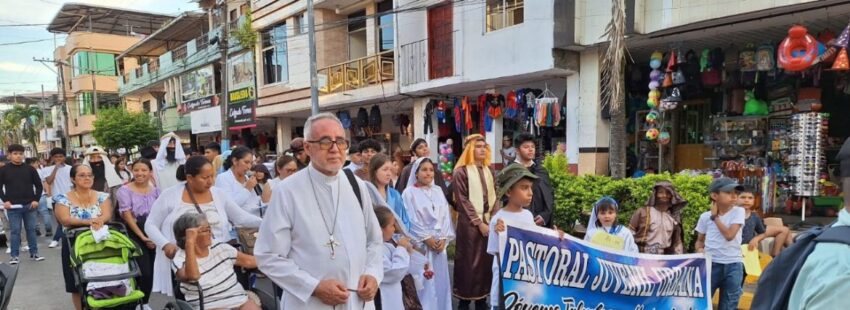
[308,169,342,259]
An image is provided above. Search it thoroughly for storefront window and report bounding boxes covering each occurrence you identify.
[262,23,289,85]
[377,1,394,52]
[486,0,524,32]
[73,51,117,76]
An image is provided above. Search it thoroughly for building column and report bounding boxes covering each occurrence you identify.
[486,116,503,168]
[566,73,580,174]
[276,117,293,154]
[576,48,610,175]
[365,3,378,56]
[412,98,438,161]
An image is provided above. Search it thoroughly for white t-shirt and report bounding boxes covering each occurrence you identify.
[41,165,73,198]
[502,147,517,165]
[487,208,534,307]
[171,242,247,309]
[695,206,746,264]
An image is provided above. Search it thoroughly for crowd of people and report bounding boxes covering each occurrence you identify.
[0,112,814,310]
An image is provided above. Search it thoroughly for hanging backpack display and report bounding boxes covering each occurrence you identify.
[702,48,723,87]
[369,105,382,133]
[756,43,776,71]
[505,91,518,119]
[739,44,757,72]
[356,107,369,137]
[338,111,352,129]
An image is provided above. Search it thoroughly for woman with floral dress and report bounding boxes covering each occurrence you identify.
[54,164,113,310]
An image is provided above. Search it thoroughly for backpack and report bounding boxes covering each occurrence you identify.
[369,105,382,133]
[751,225,850,310]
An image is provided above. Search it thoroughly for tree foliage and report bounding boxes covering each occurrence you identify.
[1,105,43,152]
[92,108,158,151]
[544,154,712,248]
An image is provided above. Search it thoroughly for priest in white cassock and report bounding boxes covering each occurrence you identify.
[153,132,186,190]
[255,113,384,310]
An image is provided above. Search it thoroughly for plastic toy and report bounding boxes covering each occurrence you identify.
[646,128,660,140]
[743,89,769,116]
[778,25,818,72]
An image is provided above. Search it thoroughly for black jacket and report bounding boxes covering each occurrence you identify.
[0,163,43,205]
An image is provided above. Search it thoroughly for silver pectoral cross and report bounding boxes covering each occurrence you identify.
[325,235,341,259]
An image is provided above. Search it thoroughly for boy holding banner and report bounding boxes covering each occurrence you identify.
[695,177,746,310]
[489,164,564,309]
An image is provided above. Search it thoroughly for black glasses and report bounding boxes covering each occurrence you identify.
[307,138,350,151]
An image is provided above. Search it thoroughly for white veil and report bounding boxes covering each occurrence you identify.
[154,132,187,172]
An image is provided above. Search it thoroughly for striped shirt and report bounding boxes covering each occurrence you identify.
[172,243,247,309]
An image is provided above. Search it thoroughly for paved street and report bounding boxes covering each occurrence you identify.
[4,231,171,310]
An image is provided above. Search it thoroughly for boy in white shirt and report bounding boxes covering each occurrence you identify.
[488,164,564,309]
[695,177,745,310]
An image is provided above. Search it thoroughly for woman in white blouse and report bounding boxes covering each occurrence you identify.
[215,147,262,217]
[144,156,262,296]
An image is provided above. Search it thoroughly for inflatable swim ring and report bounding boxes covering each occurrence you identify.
[778,25,818,72]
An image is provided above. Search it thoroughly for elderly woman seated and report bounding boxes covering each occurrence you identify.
[171,213,261,310]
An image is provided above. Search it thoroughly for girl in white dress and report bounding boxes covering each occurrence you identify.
[584,196,639,253]
[402,158,455,310]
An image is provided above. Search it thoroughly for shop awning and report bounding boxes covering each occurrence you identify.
[626,0,850,59]
[46,3,173,36]
[117,12,209,59]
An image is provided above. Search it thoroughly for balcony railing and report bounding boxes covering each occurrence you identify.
[399,31,458,87]
[318,50,395,95]
[172,44,188,62]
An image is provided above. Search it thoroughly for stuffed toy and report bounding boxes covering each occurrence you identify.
[743,89,769,115]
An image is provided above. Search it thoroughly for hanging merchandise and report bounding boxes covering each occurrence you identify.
[701,48,723,87]
[355,107,370,137]
[778,25,818,72]
[369,105,382,133]
[338,110,352,130]
[739,44,757,72]
[435,100,447,123]
[393,114,411,136]
[658,130,671,145]
[646,128,660,140]
[743,89,769,116]
[463,96,473,132]
[438,140,455,183]
[666,49,677,72]
[477,94,489,135]
[505,91,518,119]
[534,86,561,127]
[645,110,659,124]
[819,28,836,45]
[832,48,850,71]
[454,98,463,133]
[668,87,683,102]
[650,51,663,69]
[423,101,435,135]
[756,43,776,71]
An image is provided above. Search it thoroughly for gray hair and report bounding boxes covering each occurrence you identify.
[173,212,208,249]
[303,112,344,140]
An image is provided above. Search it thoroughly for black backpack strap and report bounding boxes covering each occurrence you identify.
[343,169,363,209]
[815,226,850,245]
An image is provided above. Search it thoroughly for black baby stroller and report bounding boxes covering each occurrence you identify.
[66,222,145,310]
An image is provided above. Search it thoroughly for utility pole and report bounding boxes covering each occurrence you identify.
[307,0,319,115]
[218,0,230,150]
[89,48,98,114]
[33,57,68,150]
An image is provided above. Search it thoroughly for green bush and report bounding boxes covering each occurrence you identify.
[543,155,712,247]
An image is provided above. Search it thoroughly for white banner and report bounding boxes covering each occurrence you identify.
[191,107,222,134]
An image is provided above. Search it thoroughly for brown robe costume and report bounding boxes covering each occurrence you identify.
[451,165,499,300]
[628,181,688,254]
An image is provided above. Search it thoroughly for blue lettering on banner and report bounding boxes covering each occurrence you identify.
[497,221,710,310]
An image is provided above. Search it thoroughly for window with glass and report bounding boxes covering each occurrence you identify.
[73,51,117,76]
[261,23,289,85]
[295,13,308,35]
[486,0,524,32]
[76,92,120,116]
[377,1,394,52]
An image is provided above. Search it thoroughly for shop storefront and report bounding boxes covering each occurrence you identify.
[625,2,850,218]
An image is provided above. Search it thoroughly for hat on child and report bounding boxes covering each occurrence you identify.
[709,177,744,193]
[497,163,538,199]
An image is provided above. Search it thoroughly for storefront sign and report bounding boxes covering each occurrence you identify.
[191,107,222,134]
[227,86,256,130]
[228,52,255,91]
[180,65,216,103]
[179,94,219,114]
[497,221,710,310]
